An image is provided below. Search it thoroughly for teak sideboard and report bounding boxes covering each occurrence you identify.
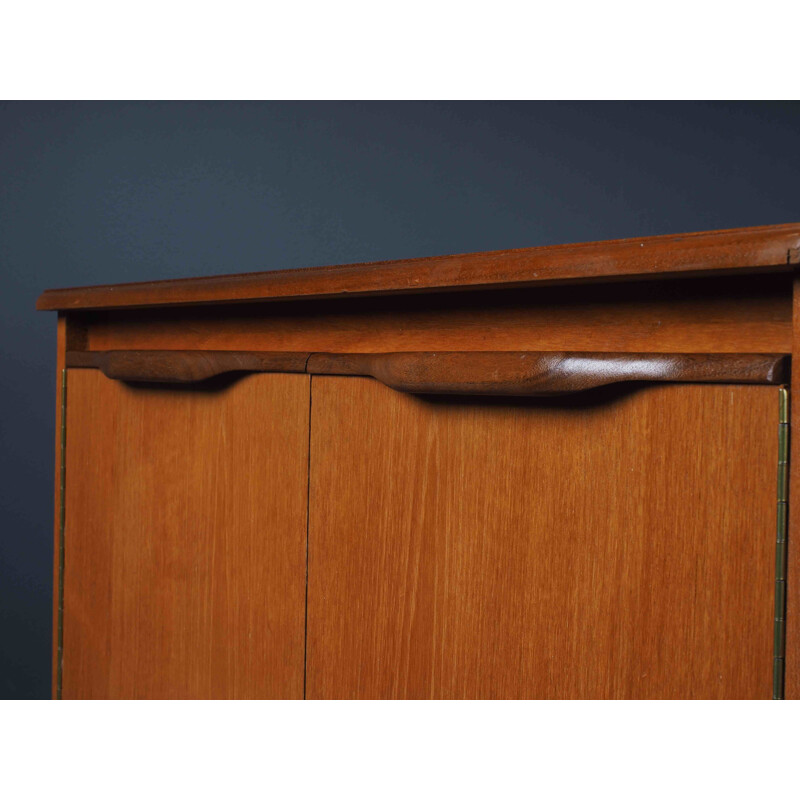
[38,223,800,700]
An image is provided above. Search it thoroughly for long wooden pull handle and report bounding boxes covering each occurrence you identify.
[307,352,787,395]
[66,350,310,383]
[66,350,788,394]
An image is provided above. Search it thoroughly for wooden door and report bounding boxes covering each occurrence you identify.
[62,370,310,699]
[307,377,778,699]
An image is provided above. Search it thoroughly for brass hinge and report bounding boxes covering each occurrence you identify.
[774,386,788,699]
[57,368,66,700]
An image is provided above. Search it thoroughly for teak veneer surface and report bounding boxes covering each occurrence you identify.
[37,223,800,311]
[307,378,777,699]
[62,370,310,699]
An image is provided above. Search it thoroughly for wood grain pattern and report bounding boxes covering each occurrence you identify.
[79,275,793,356]
[62,370,310,699]
[307,378,777,699]
[37,223,800,311]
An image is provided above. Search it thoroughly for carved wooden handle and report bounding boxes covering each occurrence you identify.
[66,350,310,383]
[66,350,788,395]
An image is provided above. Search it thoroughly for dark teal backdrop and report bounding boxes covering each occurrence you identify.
[1,101,798,698]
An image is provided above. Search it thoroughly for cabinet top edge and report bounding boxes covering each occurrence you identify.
[36,222,800,312]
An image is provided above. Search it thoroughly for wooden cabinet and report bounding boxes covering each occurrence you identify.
[38,223,800,699]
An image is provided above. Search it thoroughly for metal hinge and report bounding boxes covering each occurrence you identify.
[774,386,788,699]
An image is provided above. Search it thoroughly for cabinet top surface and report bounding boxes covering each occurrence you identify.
[37,222,800,312]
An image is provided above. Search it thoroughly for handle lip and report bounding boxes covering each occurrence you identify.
[66,350,310,384]
[65,349,789,395]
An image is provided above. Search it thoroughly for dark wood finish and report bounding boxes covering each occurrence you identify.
[307,351,787,395]
[37,223,800,311]
[307,378,778,699]
[79,276,793,356]
[62,370,310,699]
[67,349,786,394]
[67,349,309,383]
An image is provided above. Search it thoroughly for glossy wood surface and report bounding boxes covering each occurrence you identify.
[307,351,787,395]
[307,378,777,699]
[37,223,800,311]
[62,370,310,699]
[67,349,309,383]
[78,276,793,356]
[67,349,787,394]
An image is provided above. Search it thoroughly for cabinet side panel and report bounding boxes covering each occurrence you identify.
[51,315,66,698]
[62,371,309,698]
[308,378,776,699]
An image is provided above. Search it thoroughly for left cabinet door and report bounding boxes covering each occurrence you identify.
[60,369,310,699]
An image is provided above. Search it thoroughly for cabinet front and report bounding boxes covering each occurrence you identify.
[61,370,310,699]
[307,377,778,699]
[41,223,798,700]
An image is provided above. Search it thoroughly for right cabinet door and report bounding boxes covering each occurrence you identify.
[307,376,778,699]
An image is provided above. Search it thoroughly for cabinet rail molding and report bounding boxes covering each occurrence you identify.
[66,349,789,395]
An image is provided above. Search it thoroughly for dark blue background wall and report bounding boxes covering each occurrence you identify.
[1,101,798,698]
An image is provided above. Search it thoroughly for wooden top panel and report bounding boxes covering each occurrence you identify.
[37,223,800,311]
